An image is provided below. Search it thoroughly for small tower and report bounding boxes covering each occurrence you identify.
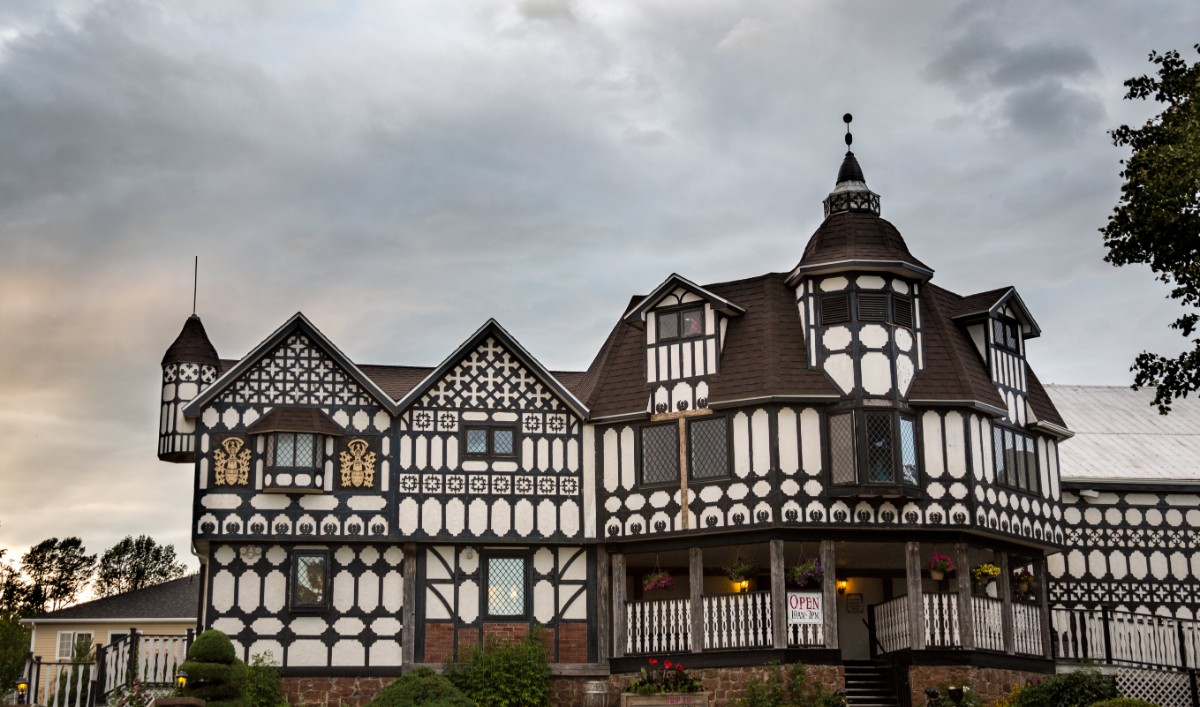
[159,315,220,463]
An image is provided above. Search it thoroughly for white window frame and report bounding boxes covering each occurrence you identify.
[56,631,93,660]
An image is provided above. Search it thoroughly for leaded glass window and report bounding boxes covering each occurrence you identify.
[994,425,1038,493]
[689,417,728,480]
[291,551,328,610]
[899,416,918,485]
[657,311,679,339]
[270,432,318,468]
[829,413,856,485]
[865,413,894,482]
[486,556,527,617]
[464,426,516,457]
[994,318,1019,352]
[640,424,678,485]
[656,306,705,341]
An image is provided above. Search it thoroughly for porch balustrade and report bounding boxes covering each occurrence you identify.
[703,591,772,650]
[626,597,691,655]
[1052,607,1200,670]
[871,593,1044,656]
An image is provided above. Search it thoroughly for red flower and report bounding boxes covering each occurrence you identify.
[665,660,673,669]
[648,658,658,665]
[676,664,684,670]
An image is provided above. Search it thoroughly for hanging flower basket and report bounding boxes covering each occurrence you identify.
[928,554,956,581]
[643,570,674,592]
[786,557,823,589]
[970,563,1001,589]
[724,556,756,582]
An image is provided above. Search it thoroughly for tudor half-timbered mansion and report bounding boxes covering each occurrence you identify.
[158,141,1087,704]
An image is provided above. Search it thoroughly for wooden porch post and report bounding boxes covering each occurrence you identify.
[402,542,417,666]
[905,541,926,650]
[596,546,611,665]
[999,552,1015,655]
[822,540,839,650]
[771,539,787,649]
[690,547,705,653]
[955,542,975,650]
[1037,555,1053,658]
[612,552,627,658]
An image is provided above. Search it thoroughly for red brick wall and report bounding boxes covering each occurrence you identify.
[424,622,590,663]
[601,664,844,706]
[907,665,1051,706]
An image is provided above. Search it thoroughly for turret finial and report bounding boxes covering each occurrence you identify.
[823,113,880,217]
[844,113,853,148]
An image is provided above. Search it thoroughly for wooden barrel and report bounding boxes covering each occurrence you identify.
[582,679,609,707]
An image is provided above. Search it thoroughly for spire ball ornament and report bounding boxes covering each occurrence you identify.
[844,113,853,147]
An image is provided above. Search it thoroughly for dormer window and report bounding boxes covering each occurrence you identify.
[993,318,1020,352]
[248,407,344,493]
[657,306,704,340]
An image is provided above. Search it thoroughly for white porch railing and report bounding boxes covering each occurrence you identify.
[1012,602,1043,656]
[924,592,960,648]
[972,596,1004,652]
[626,597,690,655]
[875,596,910,653]
[103,632,191,696]
[1052,607,1194,669]
[703,591,773,650]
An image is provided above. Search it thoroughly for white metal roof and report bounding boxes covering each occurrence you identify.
[1045,384,1200,482]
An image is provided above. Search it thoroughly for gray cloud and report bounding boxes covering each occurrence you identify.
[0,0,1198,575]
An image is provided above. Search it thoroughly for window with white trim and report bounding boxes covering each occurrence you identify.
[57,631,93,660]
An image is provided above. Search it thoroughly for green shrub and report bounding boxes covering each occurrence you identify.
[188,629,237,664]
[240,652,288,707]
[180,629,243,703]
[446,628,551,707]
[1009,670,1117,707]
[735,662,843,707]
[368,667,474,707]
[1091,700,1160,707]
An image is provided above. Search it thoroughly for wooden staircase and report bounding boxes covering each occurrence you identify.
[842,661,902,707]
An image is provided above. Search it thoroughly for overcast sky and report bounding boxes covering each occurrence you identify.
[1,1,1196,581]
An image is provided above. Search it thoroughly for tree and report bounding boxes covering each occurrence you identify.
[1101,45,1200,413]
[95,535,187,598]
[20,538,95,614]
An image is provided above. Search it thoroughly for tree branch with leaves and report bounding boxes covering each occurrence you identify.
[1102,45,1200,413]
[95,535,187,598]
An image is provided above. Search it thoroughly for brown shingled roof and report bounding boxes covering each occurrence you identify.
[247,407,345,436]
[162,315,220,367]
[908,283,1007,412]
[357,364,435,400]
[584,273,839,418]
[30,575,199,621]
[947,287,1012,319]
[1026,365,1066,428]
[793,211,933,277]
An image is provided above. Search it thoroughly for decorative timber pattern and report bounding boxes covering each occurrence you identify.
[644,289,725,414]
[419,545,591,663]
[193,332,392,542]
[1049,487,1200,616]
[397,338,584,541]
[207,543,405,669]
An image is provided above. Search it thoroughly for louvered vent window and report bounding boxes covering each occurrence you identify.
[821,294,851,325]
[689,417,728,480]
[893,297,913,328]
[640,424,679,485]
[858,294,889,321]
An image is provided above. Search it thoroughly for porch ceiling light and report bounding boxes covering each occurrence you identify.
[837,579,848,595]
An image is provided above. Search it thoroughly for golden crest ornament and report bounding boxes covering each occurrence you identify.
[213,437,251,486]
[339,438,376,488]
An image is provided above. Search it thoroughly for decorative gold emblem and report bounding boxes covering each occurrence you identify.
[339,438,376,488]
[213,437,250,486]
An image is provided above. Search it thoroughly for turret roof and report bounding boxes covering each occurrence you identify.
[162,315,220,367]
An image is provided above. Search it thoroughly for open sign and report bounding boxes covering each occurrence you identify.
[787,591,823,625]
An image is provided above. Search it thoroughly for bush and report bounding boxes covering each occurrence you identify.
[180,629,243,704]
[1091,700,1160,707]
[735,662,843,707]
[446,628,551,707]
[240,652,287,707]
[368,667,474,707]
[1008,670,1117,707]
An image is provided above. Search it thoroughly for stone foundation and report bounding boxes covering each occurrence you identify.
[281,676,393,707]
[907,665,1052,706]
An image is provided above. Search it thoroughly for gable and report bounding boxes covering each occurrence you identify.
[183,313,395,417]
[622,273,745,326]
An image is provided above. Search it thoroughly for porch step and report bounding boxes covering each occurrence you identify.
[842,662,901,707]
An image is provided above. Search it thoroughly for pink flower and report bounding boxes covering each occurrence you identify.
[648,658,658,665]
[665,660,673,669]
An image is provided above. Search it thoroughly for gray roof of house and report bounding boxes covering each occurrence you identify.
[29,575,199,622]
[1045,384,1200,482]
